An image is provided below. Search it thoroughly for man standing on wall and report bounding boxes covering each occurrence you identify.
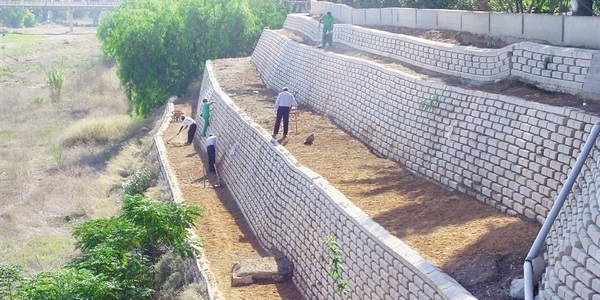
[200,98,214,137]
[178,115,197,145]
[272,87,298,139]
[206,133,217,173]
[319,11,334,48]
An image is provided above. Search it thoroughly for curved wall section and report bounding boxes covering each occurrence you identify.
[195,61,474,299]
[251,29,600,298]
[283,14,599,96]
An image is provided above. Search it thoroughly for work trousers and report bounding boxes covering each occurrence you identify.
[207,145,216,173]
[201,117,210,137]
[322,28,333,47]
[187,123,197,144]
[273,106,291,136]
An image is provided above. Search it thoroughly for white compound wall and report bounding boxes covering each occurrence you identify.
[250,28,600,299]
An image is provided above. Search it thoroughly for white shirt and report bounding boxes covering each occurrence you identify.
[274,91,297,109]
[181,116,196,126]
[206,135,217,147]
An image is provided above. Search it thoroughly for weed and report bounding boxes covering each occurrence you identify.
[47,65,66,101]
[48,144,67,167]
[324,234,350,295]
[543,56,552,70]
[29,96,43,105]
[419,94,442,112]
[122,169,151,196]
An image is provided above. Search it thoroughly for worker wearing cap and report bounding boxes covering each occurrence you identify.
[272,87,297,139]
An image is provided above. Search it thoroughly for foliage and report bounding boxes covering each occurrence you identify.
[12,268,117,300]
[122,169,152,196]
[97,0,286,117]
[0,9,36,28]
[121,194,202,258]
[419,94,442,112]
[0,195,203,300]
[324,235,350,295]
[0,264,24,299]
[46,65,66,101]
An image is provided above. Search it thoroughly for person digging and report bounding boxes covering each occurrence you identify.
[319,11,334,48]
[178,115,197,145]
[272,87,298,139]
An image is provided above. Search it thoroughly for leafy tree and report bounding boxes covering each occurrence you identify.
[0,9,36,28]
[97,0,285,117]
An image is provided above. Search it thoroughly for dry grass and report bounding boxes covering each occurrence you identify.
[0,25,157,273]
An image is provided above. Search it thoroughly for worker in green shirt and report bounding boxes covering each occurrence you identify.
[319,11,334,48]
[200,98,214,137]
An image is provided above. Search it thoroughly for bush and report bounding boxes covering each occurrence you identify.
[122,169,151,196]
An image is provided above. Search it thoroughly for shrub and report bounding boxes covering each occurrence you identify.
[122,169,151,196]
[46,65,65,101]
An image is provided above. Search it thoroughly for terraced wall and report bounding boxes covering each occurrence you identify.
[283,14,600,95]
[250,28,600,299]
[194,62,475,299]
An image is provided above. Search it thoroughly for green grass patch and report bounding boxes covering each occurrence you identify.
[5,235,74,268]
[0,33,42,56]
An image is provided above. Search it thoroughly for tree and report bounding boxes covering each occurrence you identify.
[97,0,285,117]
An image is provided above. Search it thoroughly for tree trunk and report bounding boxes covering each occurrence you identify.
[573,0,594,15]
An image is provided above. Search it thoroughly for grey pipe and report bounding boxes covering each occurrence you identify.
[523,121,600,300]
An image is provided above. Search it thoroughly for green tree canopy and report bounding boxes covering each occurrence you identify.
[98,0,286,117]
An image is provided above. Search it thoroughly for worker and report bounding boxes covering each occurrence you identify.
[206,134,217,173]
[178,115,197,145]
[200,98,215,137]
[272,87,298,139]
[319,11,334,48]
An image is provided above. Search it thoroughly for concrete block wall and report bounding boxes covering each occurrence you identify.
[284,14,512,82]
[540,143,600,299]
[310,1,600,49]
[284,13,600,96]
[512,42,595,94]
[196,61,475,300]
[251,29,600,297]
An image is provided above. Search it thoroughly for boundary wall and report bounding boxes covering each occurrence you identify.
[310,1,600,50]
[251,28,600,298]
[194,61,475,299]
[149,100,224,300]
[283,14,600,96]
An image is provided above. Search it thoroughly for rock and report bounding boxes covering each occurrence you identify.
[231,253,294,287]
[510,278,525,299]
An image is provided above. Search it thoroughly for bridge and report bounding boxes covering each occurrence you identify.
[0,1,119,31]
[0,1,119,10]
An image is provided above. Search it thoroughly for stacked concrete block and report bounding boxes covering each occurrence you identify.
[511,42,598,94]
[284,14,512,83]
[251,29,600,298]
[196,60,475,299]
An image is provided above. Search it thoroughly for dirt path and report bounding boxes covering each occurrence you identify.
[164,101,303,300]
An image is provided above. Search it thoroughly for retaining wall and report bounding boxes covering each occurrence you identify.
[283,14,600,95]
[310,1,600,50]
[250,28,600,298]
[195,61,474,299]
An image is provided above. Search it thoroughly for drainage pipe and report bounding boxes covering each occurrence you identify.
[523,121,600,300]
